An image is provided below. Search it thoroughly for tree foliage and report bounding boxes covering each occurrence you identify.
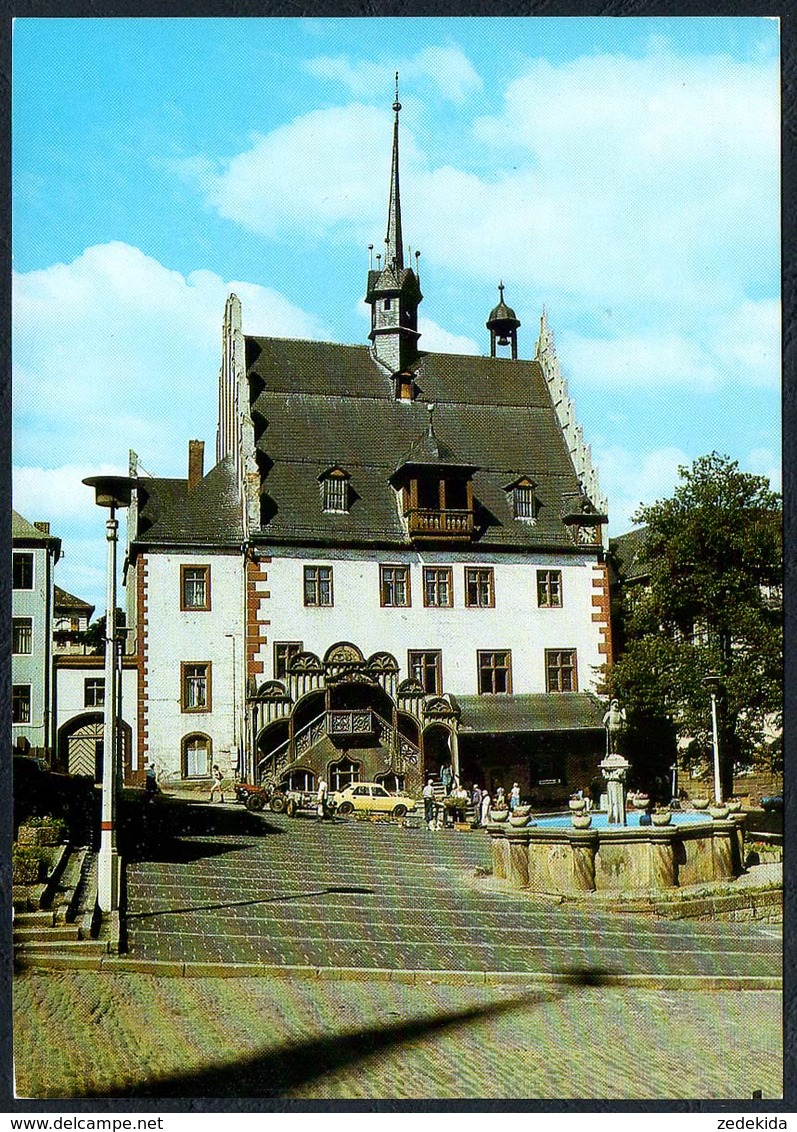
[83,607,127,655]
[607,454,782,793]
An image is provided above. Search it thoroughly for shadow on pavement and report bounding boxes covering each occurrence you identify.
[127,883,378,921]
[75,967,612,1099]
[119,793,283,863]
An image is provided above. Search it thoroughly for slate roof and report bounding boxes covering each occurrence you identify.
[12,510,58,543]
[609,526,651,585]
[247,338,593,550]
[457,692,606,734]
[54,586,95,614]
[132,456,243,547]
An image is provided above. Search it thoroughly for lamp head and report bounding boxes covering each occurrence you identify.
[82,475,136,510]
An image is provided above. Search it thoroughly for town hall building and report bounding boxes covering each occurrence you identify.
[124,86,613,804]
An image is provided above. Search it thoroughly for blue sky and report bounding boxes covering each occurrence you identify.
[12,17,781,613]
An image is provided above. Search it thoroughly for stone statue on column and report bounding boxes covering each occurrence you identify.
[600,698,630,825]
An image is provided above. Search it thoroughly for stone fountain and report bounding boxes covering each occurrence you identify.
[486,698,745,896]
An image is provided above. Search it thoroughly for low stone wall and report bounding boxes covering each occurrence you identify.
[488,816,745,895]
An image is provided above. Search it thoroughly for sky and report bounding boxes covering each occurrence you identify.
[12,16,781,615]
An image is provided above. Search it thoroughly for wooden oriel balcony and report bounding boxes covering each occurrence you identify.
[407,508,474,539]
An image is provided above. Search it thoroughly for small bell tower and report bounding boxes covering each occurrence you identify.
[486,282,521,360]
[365,75,423,374]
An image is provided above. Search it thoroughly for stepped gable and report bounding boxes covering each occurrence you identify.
[246,339,586,549]
[133,455,243,546]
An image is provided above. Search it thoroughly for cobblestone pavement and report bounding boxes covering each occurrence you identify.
[123,802,781,980]
[13,969,783,1100]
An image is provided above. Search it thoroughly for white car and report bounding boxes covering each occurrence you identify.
[331,782,417,819]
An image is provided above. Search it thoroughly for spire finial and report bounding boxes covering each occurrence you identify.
[385,72,404,271]
[499,281,505,300]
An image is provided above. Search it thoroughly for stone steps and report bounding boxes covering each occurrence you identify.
[14,925,82,944]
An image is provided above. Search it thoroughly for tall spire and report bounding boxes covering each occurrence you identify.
[386,73,404,272]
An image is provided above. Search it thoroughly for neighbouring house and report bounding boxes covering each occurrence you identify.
[123,87,614,801]
[53,586,95,654]
[11,511,62,760]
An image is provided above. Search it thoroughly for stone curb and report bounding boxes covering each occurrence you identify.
[14,953,782,991]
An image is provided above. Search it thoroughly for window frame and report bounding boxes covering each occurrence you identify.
[408,650,443,694]
[12,617,33,655]
[322,471,350,514]
[274,641,303,681]
[465,566,495,609]
[303,565,334,607]
[182,732,212,778]
[181,661,212,713]
[477,650,513,695]
[537,569,563,609]
[84,677,106,708]
[422,566,454,608]
[12,684,32,724]
[13,552,34,591]
[545,649,578,693]
[180,564,211,611]
[380,564,411,608]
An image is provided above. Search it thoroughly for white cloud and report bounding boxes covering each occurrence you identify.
[12,242,329,470]
[746,446,782,492]
[596,444,691,534]
[418,317,479,356]
[304,44,482,104]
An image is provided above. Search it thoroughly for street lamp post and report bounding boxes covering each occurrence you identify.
[83,474,135,913]
[703,673,722,805]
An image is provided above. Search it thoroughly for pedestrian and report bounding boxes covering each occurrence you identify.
[423,777,436,828]
[440,762,452,794]
[480,789,491,827]
[209,765,224,803]
[317,776,329,820]
[471,783,483,826]
[495,785,506,808]
[144,760,158,801]
[509,782,521,812]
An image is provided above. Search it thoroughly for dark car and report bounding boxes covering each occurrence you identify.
[761,795,783,813]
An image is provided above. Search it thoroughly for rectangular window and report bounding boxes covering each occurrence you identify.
[465,567,495,608]
[380,564,411,607]
[182,662,211,712]
[13,553,34,590]
[274,641,303,680]
[84,678,105,708]
[546,649,578,693]
[514,485,536,519]
[181,565,211,611]
[423,566,453,608]
[537,570,563,608]
[323,476,349,513]
[304,565,334,607]
[184,736,211,777]
[408,650,442,694]
[12,618,33,655]
[478,650,512,695]
[12,685,31,724]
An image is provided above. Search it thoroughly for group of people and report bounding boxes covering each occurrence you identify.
[422,770,526,830]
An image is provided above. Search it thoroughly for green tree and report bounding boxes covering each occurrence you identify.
[83,607,127,655]
[607,454,782,797]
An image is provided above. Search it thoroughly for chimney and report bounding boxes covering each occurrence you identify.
[33,521,50,535]
[188,440,205,490]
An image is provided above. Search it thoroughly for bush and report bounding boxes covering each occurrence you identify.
[12,844,47,884]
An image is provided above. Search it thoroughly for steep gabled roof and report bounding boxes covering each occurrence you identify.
[54,586,95,614]
[247,338,594,550]
[133,456,242,547]
[609,526,652,584]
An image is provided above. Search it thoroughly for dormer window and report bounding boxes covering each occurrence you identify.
[506,477,538,522]
[320,468,350,513]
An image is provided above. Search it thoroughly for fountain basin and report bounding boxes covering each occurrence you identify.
[487,812,745,895]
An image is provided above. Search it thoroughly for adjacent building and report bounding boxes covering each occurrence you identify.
[11,510,62,758]
[124,89,613,801]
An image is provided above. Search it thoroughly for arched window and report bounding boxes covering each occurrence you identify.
[182,733,212,778]
[329,758,360,791]
[375,772,406,794]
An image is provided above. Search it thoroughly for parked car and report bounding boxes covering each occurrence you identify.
[761,795,783,813]
[331,781,417,819]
